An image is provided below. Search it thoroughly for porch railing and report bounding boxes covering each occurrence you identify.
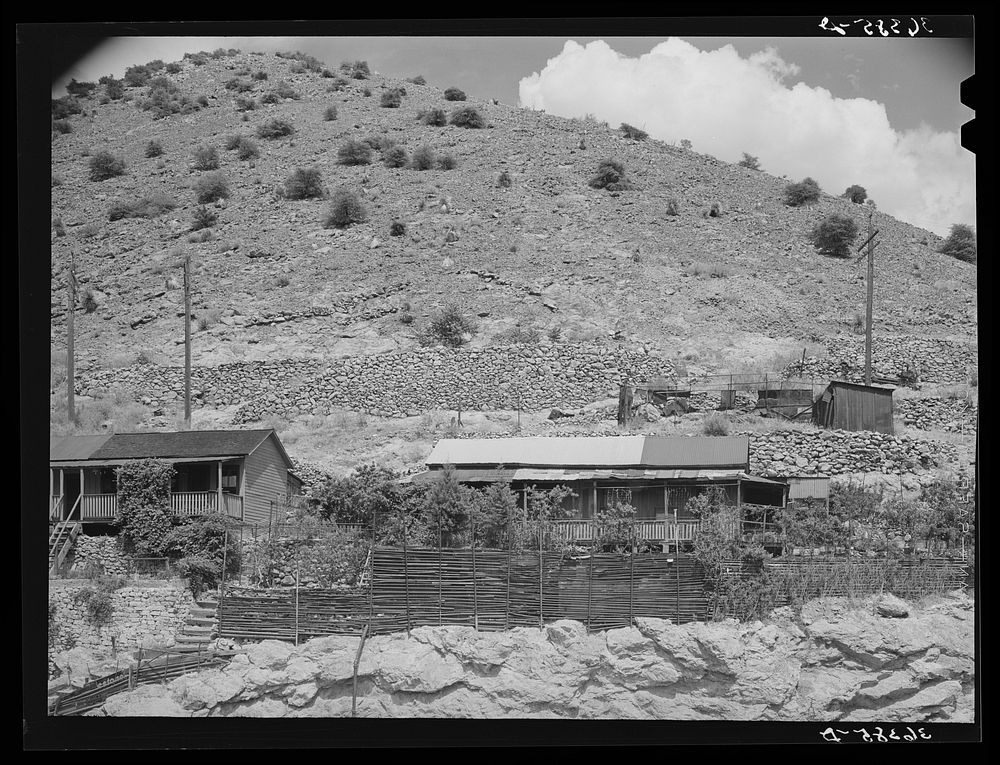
[49,495,64,522]
[553,519,738,542]
[171,492,219,516]
[80,494,117,521]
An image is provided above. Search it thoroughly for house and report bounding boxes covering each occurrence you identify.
[408,435,787,546]
[49,429,302,527]
[813,380,894,434]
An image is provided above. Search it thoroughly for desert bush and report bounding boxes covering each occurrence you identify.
[108,193,177,221]
[324,189,368,228]
[493,325,541,345]
[365,135,397,152]
[224,77,252,92]
[196,95,210,107]
[843,184,867,203]
[702,412,730,436]
[437,154,458,170]
[260,92,280,105]
[193,172,230,203]
[256,118,295,139]
[620,123,648,140]
[144,140,164,158]
[88,151,126,181]
[408,75,426,85]
[450,106,485,128]
[409,145,436,170]
[383,145,408,168]
[349,60,371,79]
[810,214,860,257]
[283,167,324,200]
[704,202,722,218]
[165,62,182,74]
[420,108,447,126]
[66,78,97,97]
[588,158,632,191]
[665,197,680,216]
[140,76,200,119]
[184,52,208,66]
[235,96,258,112]
[191,205,218,231]
[328,76,349,92]
[323,105,338,121]
[784,177,822,206]
[253,70,268,80]
[337,139,373,165]
[380,88,403,108]
[52,119,72,134]
[939,224,976,263]
[497,171,512,188]
[52,217,65,237]
[191,144,220,170]
[271,80,300,100]
[444,86,467,101]
[738,152,761,170]
[419,303,477,347]
[235,137,259,161]
[223,134,243,151]
[390,221,406,236]
[679,138,692,150]
[52,174,62,187]
[123,64,152,87]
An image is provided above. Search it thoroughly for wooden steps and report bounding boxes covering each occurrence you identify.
[48,522,81,577]
[172,595,220,651]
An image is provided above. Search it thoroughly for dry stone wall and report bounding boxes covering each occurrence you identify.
[896,397,978,433]
[79,344,672,422]
[71,535,131,577]
[49,579,194,653]
[785,337,976,385]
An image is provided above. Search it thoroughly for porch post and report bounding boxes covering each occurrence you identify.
[217,461,223,515]
[591,481,597,519]
[59,469,65,520]
[239,460,246,523]
[79,467,84,520]
[663,485,669,544]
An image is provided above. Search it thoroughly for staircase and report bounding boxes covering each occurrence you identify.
[172,595,220,652]
[48,522,81,577]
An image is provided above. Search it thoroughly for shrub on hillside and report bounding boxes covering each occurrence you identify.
[123,64,152,87]
[52,120,72,134]
[702,412,730,436]
[235,96,258,112]
[191,205,218,231]
[408,75,426,85]
[380,88,403,108]
[235,137,260,161]
[365,135,396,152]
[51,97,83,119]
[108,193,177,221]
[253,70,268,80]
[444,87,467,101]
[223,134,243,151]
[738,152,761,170]
[409,145,436,170]
[283,168,324,200]
[193,172,230,203]
[665,197,680,216]
[140,77,201,119]
[419,108,447,127]
[191,144,220,170]
[383,146,408,168]
[810,214,860,257]
[196,94,210,107]
[588,158,632,191]
[337,140,373,165]
[437,154,458,170]
[271,80,300,100]
[620,123,648,140]
[144,140,164,158]
[390,221,406,237]
[66,78,97,97]
[784,177,821,206]
[165,62,182,74]
[324,105,338,121]
[497,171,512,188]
[88,151,127,181]
[224,77,252,92]
[260,92,280,105]
[843,184,868,204]
[256,118,295,139]
[103,78,125,100]
[328,76,349,92]
[450,106,485,128]
[324,189,368,228]
[939,224,977,263]
[419,303,477,347]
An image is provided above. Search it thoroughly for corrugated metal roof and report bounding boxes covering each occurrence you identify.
[50,434,112,461]
[425,436,749,469]
[49,430,288,465]
[407,467,784,487]
[405,468,518,485]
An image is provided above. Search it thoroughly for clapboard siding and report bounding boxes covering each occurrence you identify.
[244,435,291,525]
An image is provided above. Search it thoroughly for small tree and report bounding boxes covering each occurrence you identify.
[193,172,230,203]
[324,189,368,228]
[422,465,470,547]
[337,140,373,166]
[283,168,324,200]
[115,459,176,557]
[588,158,632,191]
[88,151,127,181]
[843,184,867,204]
[738,153,761,170]
[939,224,977,263]
[811,214,860,257]
[444,87,467,101]
[784,177,821,206]
[450,106,486,128]
[593,495,638,553]
[473,481,524,550]
[419,303,477,347]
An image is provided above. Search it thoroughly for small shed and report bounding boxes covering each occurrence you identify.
[813,381,894,434]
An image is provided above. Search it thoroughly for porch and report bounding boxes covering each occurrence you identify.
[49,491,244,522]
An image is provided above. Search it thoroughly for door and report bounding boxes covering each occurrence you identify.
[63,472,81,521]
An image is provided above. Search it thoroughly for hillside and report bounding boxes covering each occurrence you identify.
[48,50,978,479]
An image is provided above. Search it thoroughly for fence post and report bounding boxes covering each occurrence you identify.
[538,502,544,629]
[586,542,594,633]
[294,565,300,646]
[438,511,443,627]
[402,507,410,636]
[220,528,229,598]
[471,499,478,631]
[505,505,512,631]
[675,552,681,622]
[369,507,377,631]
[629,522,635,626]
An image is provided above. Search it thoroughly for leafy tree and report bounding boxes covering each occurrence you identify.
[115,459,175,557]
[472,481,524,550]
[843,184,867,203]
[422,465,471,547]
[593,495,638,553]
[784,177,821,206]
[939,224,976,263]
[810,213,860,257]
[309,464,404,526]
[738,152,761,170]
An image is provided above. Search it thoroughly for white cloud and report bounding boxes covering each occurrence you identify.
[518,39,975,236]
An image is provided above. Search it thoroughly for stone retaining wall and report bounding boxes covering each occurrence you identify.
[71,534,132,577]
[896,397,978,433]
[79,344,673,422]
[49,579,195,653]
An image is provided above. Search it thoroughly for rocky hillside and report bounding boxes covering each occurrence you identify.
[96,592,974,721]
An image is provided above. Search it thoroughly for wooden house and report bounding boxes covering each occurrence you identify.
[407,435,787,546]
[49,429,301,527]
[813,380,895,434]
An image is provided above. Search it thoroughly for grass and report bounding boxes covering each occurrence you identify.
[108,193,177,221]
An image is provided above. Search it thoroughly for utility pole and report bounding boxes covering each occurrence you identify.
[856,207,880,386]
[66,251,77,425]
[183,254,192,429]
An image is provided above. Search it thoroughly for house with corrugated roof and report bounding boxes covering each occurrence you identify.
[49,429,302,527]
[408,435,787,546]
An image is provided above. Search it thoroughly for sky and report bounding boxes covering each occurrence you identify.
[50,33,975,235]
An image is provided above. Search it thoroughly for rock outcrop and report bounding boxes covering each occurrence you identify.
[98,592,974,721]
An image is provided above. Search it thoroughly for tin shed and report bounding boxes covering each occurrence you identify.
[813,381,894,434]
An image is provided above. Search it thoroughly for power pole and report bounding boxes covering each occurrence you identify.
[183,254,192,429]
[66,251,77,425]
[856,208,880,386]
